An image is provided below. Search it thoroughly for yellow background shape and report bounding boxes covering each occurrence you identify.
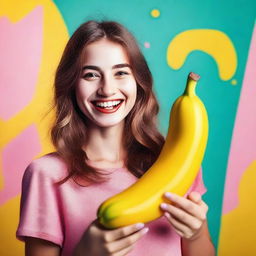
[167,29,237,81]
[0,0,68,255]
[218,160,256,256]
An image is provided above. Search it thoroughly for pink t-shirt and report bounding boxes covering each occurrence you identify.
[16,152,207,255]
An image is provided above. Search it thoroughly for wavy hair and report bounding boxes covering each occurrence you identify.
[51,20,165,184]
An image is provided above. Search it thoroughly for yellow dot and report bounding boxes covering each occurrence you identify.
[231,79,237,85]
[151,9,160,18]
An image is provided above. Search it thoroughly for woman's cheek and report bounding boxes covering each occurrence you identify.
[121,78,137,95]
[77,80,97,99]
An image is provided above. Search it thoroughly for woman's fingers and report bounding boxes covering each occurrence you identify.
[160,192,209,240]
[102,222,146,242]
[86,220,148,255]
[187,191,201,202]
[164,212,193,239]
[111,244,134,256]
[105,227,149,253]
[187,192,209,212]
[163,192,207,221]
[161,202,202,230]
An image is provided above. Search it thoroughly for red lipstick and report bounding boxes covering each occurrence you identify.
[92,99,124,114]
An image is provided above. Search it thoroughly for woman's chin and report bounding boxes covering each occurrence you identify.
[92,119,125,129]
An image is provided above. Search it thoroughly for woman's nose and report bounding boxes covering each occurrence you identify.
[97,75,117,97]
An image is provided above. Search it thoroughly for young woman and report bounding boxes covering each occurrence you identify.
[16,20,215,256]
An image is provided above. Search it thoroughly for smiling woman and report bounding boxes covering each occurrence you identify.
[76,39,137,126]
[50,21,163,181]
[16,20,214,256]
[16,20,166,255]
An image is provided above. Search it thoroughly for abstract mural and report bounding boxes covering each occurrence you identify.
[0,0,255,255]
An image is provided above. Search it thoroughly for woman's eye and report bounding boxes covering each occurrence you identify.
[115,71,129,77]
[83,72,100,80]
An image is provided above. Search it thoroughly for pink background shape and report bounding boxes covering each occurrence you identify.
[0,6,43,120]
[0,125,41,205]
[222,25,256,214]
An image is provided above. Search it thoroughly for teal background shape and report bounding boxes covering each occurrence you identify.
[53,0,256,250]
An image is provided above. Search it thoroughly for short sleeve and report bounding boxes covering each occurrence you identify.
[185,167,207,196]
[16,162,63,246]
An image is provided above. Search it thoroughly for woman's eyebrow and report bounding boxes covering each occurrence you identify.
[82,63,131,71]
[112,63,131,69]
[82,65,101,71]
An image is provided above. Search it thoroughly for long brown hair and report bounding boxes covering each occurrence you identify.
[51,20,165,184]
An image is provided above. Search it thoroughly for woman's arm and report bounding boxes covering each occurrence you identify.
[181,220,215,256]
[25,237,61,256]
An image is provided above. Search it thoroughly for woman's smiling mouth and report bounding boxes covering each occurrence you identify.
[91,99,124,113]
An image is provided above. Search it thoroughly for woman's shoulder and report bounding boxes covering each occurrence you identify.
[25,152,68,181]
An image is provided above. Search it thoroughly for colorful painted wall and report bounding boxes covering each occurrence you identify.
[0,0,255,255]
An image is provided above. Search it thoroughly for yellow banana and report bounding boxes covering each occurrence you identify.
[97,72,209,229]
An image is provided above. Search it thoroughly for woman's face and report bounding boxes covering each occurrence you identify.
[76,38,137,128]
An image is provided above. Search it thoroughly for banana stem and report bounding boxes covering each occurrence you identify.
[183,72,200,96]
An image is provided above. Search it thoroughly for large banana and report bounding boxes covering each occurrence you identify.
[97,72,209,229]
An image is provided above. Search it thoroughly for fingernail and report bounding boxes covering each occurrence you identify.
[164,212,171,218]
[135,223,145,229]
[160,203,168,210]
[165,192,172,199]
[142,227,149,234]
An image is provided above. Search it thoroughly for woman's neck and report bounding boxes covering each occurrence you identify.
[83,122,126,168]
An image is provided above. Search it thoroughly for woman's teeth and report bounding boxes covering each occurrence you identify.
[95,100,122,109]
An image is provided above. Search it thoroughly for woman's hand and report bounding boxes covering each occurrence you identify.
[160,191,208,241]
[74,219,148,256]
